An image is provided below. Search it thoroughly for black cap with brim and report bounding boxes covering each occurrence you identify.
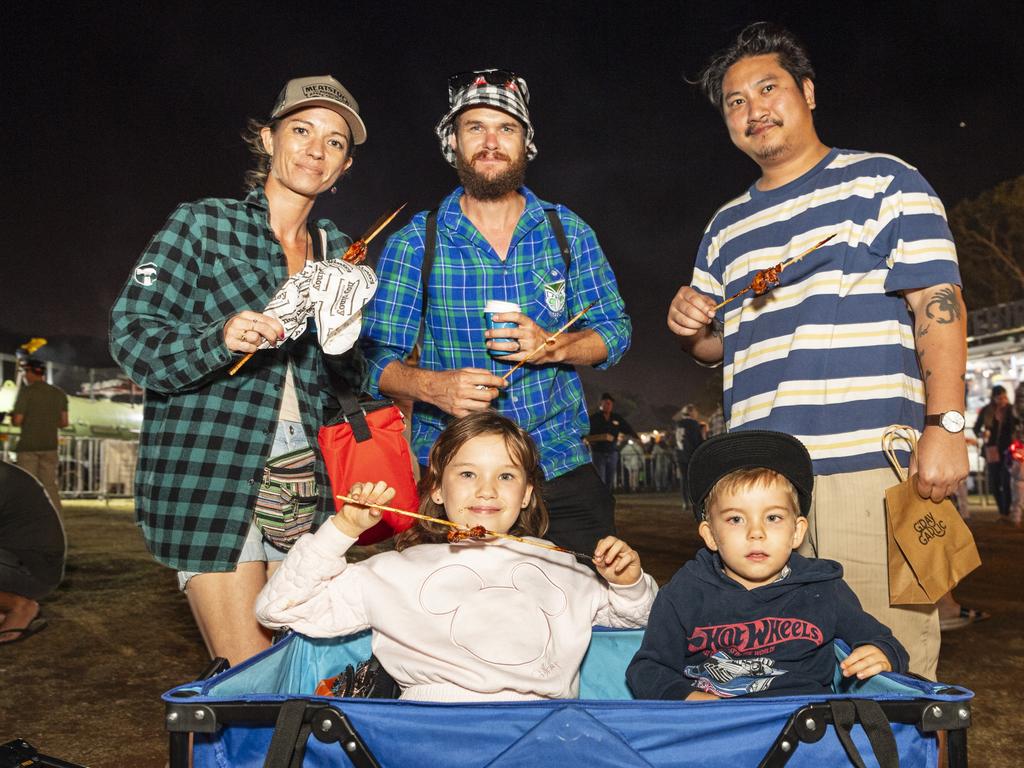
[687,430,814,521]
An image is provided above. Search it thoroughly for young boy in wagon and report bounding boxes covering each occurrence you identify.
[627,431,908,699]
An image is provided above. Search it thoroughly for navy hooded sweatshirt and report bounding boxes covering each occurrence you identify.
[627,549,909,699]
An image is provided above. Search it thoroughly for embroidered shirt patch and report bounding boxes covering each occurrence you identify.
[543,279,566,314]
[133,262,158,287]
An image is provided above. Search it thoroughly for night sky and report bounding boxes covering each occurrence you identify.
[3,1,1021,425]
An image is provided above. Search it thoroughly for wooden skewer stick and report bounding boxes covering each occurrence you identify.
[713,233,836,311]
[337,494,594,561]
[500,301,597,383]
[229,351,255,376]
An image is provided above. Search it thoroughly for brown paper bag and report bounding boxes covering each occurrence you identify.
[882,426,982,605]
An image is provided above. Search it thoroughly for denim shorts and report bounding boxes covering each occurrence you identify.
[177,420,309,592]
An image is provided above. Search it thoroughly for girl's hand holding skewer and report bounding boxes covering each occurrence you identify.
[592,536,643,586]
[332,481,396,538]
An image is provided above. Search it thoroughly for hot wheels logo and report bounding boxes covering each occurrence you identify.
[689,617,823,655]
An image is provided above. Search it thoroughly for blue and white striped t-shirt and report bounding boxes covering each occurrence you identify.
[691,148,961,475]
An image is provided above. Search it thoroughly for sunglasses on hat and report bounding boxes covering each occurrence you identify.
[447,69,530,103]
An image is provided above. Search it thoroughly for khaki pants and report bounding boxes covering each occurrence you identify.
[16,450,63,514]
[799,467,939,679]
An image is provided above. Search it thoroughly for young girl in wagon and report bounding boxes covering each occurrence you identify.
[256,411,657,701]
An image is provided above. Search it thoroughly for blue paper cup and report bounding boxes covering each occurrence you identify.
[484,300,520,357]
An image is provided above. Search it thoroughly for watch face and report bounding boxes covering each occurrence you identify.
[941,411,966,432]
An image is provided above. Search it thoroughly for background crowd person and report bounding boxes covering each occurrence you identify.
[973,384,1018,520]
[11,358,68,514]
[666,22,967,679]
[705,405,725,438]
[109,75,368,666]
[951,431,979,520]
[0,461,65,645]
[361,68,631,556]
[651,436,675,492]
[586,393,639,488]
[672,404,706,511]
[1010,430,1024,526]
[619,437,645,492]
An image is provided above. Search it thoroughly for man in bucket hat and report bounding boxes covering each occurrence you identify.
[361,69,632,556]
[627,430,908,700]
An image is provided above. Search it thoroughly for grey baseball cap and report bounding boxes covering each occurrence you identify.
[270,75,367,145]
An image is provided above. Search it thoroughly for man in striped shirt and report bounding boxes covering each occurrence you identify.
[667,23,967,679]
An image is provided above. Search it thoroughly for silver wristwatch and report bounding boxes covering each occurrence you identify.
[924,411,966,434]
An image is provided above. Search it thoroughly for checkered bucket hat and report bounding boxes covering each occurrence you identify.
[435,69,538,166]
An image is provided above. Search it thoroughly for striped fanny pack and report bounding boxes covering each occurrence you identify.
[253,447,318,551]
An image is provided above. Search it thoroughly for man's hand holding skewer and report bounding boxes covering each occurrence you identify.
[333,481,396,538]
[667,287,723,365]
[430,368,508,417]
[667,287,718,339]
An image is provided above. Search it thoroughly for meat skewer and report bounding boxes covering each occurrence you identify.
[336,494,594,562]
[341,203,406,264]
[713,233,836,311]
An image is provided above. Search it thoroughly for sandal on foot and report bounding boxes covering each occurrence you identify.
[940,607,990,632]
[0,615,48,646]
[958,607,991,623]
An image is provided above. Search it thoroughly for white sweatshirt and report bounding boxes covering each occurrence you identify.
[256,522,657,702]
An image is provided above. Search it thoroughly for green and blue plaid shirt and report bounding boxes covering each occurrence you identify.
[362,186,631,479]
[109,188,350,572]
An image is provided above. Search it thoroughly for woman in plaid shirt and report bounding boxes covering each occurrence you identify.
[110,76,367,666]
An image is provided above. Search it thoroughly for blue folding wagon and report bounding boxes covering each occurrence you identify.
[164,628,972,767]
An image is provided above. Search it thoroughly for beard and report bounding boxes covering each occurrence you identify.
[456,150,527,200]
[754,139,793,162]
[745,118,790,162]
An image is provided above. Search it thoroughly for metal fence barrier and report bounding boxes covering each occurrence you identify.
[1,437,136,499]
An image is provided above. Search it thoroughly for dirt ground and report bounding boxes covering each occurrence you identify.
[1,495,1020,767]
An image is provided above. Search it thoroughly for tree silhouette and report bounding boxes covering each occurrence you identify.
[949,176,1024,309]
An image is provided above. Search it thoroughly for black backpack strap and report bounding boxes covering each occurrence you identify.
[414,209,438,350]
[309,222,325,261]
[545,208,571,273]
[421,210,438,315]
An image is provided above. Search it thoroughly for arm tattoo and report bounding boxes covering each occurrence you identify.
[924,287,961,325]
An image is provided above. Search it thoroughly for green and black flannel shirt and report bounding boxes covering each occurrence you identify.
[110,188,351,572]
